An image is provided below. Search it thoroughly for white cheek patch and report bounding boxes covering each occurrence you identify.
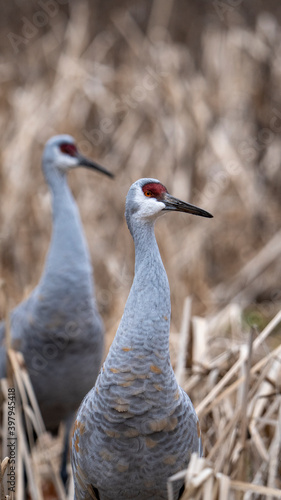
[143,199,165,217]
[59,154,79,171]
[135,189,165,218]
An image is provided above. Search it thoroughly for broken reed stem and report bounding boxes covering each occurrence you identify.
[230,479,281,497]
[196,310,281,417]
[236,328,254,488]
[175,456,281,500]
[201,343,281,417]
[207,408,240,463]
[266,397,281,497]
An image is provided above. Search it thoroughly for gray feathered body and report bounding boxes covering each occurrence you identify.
[0,173,104,433]
[72,219,201,500]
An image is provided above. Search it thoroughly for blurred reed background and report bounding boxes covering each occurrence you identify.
[0,0,281,498]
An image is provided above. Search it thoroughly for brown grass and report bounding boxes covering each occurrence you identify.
[0,1,281,498]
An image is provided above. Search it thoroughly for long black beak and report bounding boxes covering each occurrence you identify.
[77,153,114,178]
[162,193,213,218]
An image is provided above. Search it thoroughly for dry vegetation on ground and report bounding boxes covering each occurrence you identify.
[0,0,281,498]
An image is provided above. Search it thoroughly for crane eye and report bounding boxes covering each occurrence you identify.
[144,190,153,197]
[60,143,77,157]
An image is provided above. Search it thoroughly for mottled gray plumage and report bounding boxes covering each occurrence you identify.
[0,135,113,434]
[72,178,212,500]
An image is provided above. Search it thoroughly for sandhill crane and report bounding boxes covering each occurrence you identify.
[0,134,113,483]
[72,178,212,500]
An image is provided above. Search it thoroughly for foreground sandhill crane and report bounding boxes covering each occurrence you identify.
[72,178,212,500]
[0,134,113,482]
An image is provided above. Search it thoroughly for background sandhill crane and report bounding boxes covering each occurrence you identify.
[0,134,113,483]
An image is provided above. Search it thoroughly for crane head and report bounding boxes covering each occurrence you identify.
[42,134,113,178]
[125,178,212,235]
[126,178,212,220]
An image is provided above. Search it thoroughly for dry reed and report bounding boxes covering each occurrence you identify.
[0,1,280,498]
